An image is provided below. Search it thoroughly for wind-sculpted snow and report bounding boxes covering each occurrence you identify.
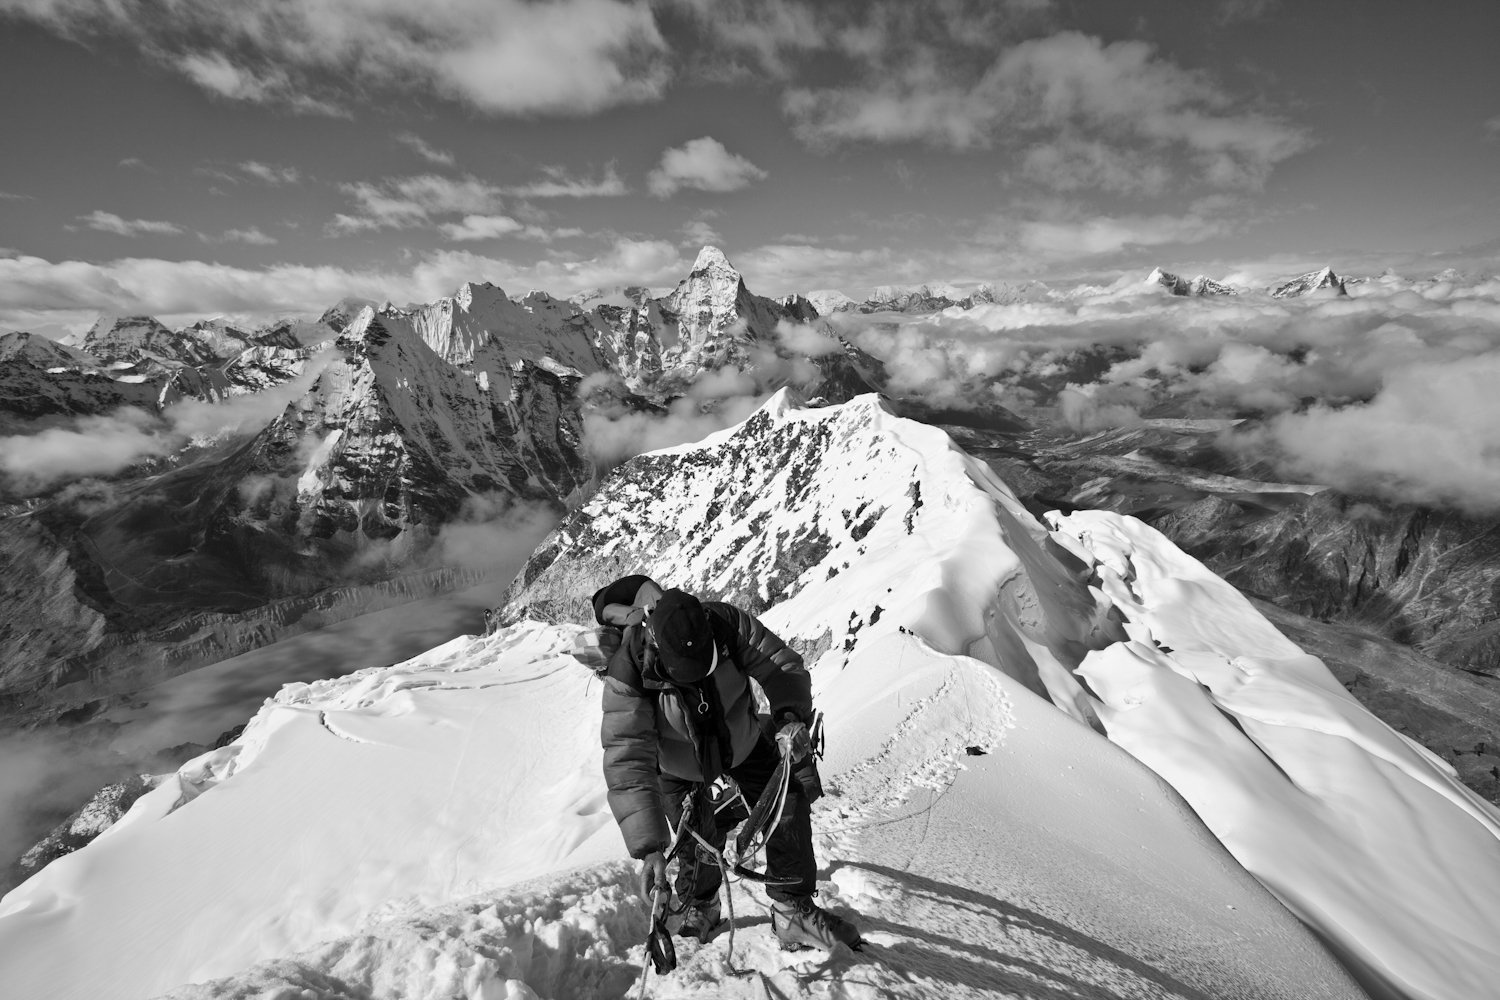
[1048,510,1500,1000]
[0,392,1372,1000]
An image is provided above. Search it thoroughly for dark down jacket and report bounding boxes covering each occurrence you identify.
[600,601,811,859]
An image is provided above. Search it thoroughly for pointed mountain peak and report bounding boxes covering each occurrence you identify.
[1271,266,1347,299]
[691,245,737,275]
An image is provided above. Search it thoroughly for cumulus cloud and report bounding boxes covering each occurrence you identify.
[6,0,668,117]
[775,319,843,357]
[433,495,559,572]
[1233,354,1500,513]
[647,137,768,198]
[583,391,769,465]
[77,210,184,237]
[394,132,456,167]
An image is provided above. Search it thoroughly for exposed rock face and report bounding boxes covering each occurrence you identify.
[249,307,583,540]
[1189,275,1238,296]
[0,332,158,430]
[220,345,320,395]
[14,776,162,886]
[83,315,220,366]
[660,246,785,374]
[405,282,608,372]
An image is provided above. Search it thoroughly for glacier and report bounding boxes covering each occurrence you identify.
[1,391,1495,999]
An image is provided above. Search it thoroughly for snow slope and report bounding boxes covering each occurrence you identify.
[0,391,1486,999]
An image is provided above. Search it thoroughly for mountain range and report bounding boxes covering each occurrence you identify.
[2,247,1498,907]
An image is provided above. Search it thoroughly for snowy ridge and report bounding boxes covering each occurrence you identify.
[1,391,1489,999]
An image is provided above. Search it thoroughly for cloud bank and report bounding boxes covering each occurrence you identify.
[0,355,330,492]
[841,270,1500,511]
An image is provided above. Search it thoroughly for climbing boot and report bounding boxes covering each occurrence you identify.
[770,897,862,951]
[676,895,723,943]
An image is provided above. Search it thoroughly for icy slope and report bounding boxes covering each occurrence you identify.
[1047,510,1500,1000]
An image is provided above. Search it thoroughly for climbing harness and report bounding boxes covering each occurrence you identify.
[637,713,827,989]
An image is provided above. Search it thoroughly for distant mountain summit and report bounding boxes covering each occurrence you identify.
[1146,268,1238,296]
[1271,267,1347,298]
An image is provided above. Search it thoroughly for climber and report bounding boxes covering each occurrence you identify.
[600,587,861,952]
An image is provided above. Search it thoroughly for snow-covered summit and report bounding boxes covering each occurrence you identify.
[1147,268,1239,296]
[1272,266,1347,298]
[804,289,855,314]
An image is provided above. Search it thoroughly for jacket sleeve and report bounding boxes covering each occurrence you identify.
[600,636,670,859]
[720,604,812,723]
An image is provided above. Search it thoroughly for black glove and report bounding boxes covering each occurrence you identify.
[776,719,812,761]
[639,850,668,902]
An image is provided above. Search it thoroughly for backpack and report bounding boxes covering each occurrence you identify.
[570,574,664,675]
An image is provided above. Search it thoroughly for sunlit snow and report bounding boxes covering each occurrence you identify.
[2,391,1493,999]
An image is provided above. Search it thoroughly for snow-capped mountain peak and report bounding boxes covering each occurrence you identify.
[1147,268,1239,297]
[1272,266,1347,298]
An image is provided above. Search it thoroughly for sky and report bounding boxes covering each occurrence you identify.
[0,0,1498,336]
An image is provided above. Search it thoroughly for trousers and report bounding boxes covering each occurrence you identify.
[659,736,816,904]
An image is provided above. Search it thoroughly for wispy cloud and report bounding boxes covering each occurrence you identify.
[439,215,578,242]
[117,157,152,171]
[328,174,506,234]
[501,164,627,198]
[239,161,301,184]
[8,0,669,117]
[175,51,345,116]
[76,210,185,237]
[0,190,32,201]
[217,226,279,246]
[1216,0,1280,23]
[647,137,768,198]
[395,132,456,167]
[1483,115,1500,142]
